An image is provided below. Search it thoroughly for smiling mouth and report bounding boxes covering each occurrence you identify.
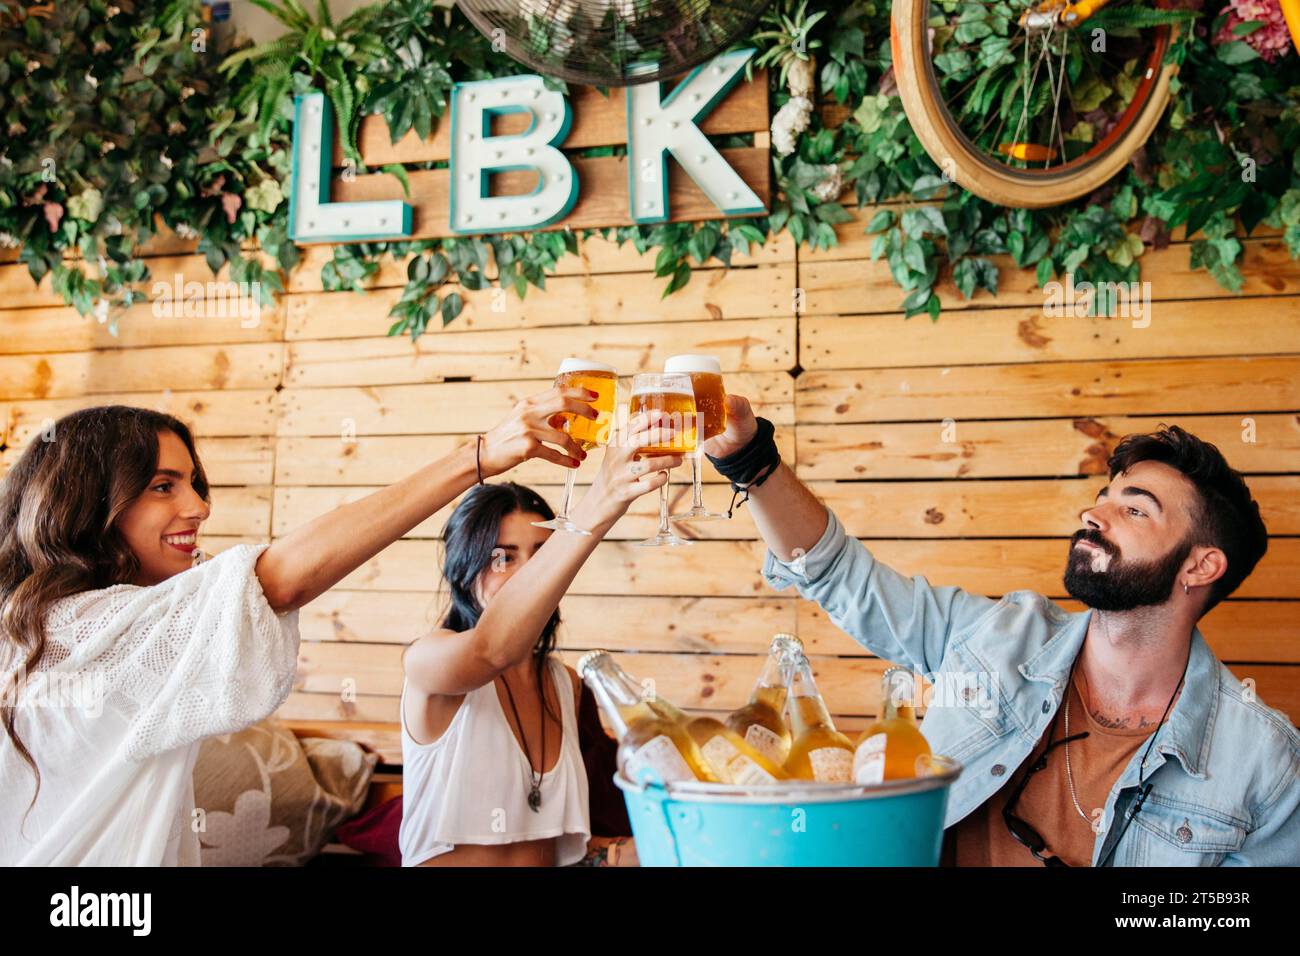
[162,532,198,555]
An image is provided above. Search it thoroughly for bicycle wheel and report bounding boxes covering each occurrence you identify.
[891,0,1183,208]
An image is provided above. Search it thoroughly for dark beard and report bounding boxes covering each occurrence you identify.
[1063,528,1192,611]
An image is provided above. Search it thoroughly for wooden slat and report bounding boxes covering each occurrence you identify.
[800,297,1300,369]
[318,147,770,244]
[272,428,795,487]
[285,229,795,294]
[191,437,276,486]
[799,599,1300,664]
[0,299,285,354]
[814,476,1300,538]
[0,343,284,400]
[799,240,1300,315]
[276,372,790,437]
[320,537,1300,599]
[5,390,277,446]
[204,486,273,537]
[282,318,794,387]
[298,590,797,653]
[797,356,1300,423]
[796,414,1300,480]
[286,262,795,337]
[343,70,770,166]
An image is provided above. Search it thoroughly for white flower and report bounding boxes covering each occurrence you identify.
[104,215,124,236]
[160,152,173,169]
[771,95,813,157]
[93,299,110,324]
[0,232,19,249]
[808,163,843,203]
[107,5,120,16]
[787,57,817,99]
[0,154,12,168]
[180,86,195,101]
[25,59,40,74]
[85,72,98,89]
[174,222,198,240]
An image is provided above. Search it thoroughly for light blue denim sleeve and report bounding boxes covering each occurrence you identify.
[1223,746,1300,866]
[761,508,998,675]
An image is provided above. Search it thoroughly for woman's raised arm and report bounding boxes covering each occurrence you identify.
[253,386,599,613]
[404,414,680,696]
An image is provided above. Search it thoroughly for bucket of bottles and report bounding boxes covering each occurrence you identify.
[614,755,962,867]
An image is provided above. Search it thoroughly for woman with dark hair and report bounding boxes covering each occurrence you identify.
[399,413,680,866]
[0,387,600,865]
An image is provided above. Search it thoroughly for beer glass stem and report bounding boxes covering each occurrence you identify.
[657,472,672,536]
[558,465,578,520]
[691,451,705,509]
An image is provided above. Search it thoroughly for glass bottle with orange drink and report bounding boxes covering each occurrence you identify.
[782,648,855,783]
[726,633,801,766]
[853,667,931,784]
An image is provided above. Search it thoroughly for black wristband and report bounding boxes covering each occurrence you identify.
[705,417,781,516]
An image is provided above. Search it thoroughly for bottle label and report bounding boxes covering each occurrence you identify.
[702,735,776,786]
[625,735,695,785]
[744,723,787,765]
[808,746,853,783]
[853,733,887,785]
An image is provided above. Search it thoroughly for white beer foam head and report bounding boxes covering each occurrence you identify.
[557,357,617,375]
[664,354,721,375]
[631,383,694,397]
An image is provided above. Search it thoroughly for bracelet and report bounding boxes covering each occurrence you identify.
[475,435,485,486]
[705,417,781,518]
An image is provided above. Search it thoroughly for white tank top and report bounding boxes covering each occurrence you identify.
[399,656,590,866]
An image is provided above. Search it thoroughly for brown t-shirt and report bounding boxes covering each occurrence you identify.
[942,667,1158,866]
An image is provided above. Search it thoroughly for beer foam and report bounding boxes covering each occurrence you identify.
[664,354,722,374]
[631,384,694,397]
[557,357,617,375]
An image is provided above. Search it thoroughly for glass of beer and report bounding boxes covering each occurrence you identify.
[532,357,618,535]
[664,354,728,522]
[629,372,697,547]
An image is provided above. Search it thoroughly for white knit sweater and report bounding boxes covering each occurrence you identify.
[0,543,300,865]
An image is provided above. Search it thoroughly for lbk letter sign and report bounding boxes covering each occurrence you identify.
[288,50,770,244]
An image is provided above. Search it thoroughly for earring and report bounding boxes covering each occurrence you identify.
[1183,581,1190,595]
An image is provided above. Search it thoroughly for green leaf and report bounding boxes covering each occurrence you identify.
[1215,40,1260,65]
[441,291,464,325]
[865,210,896,233]
[380,164,411,199]
[903,239,927,274]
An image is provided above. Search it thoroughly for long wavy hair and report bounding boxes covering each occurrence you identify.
[438,482,561,721]
[0,405,210,809]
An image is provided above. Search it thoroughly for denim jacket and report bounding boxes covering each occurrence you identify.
[762,508,1300,866]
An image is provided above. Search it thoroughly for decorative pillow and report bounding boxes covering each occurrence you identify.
[193,718,378,866]
[335,794,403,867]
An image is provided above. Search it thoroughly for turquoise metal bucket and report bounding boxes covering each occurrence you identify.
[615,756,962,867]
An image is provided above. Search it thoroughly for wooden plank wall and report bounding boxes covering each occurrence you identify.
[2,206,1298,764]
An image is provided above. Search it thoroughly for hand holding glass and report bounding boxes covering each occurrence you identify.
[532,358,617,535]
[629,372,697,547]
[664,354,728,522]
